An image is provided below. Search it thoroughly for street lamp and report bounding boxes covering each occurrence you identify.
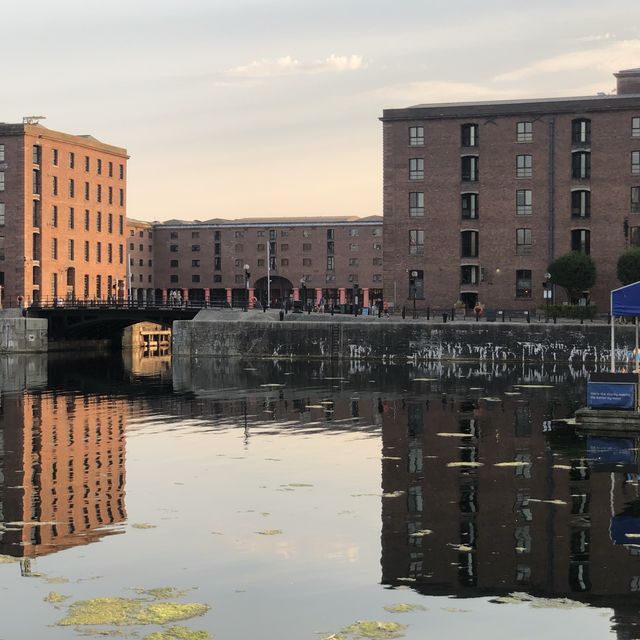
[244,264,251,311]
[543,271,552,312]
[410,270,418,319]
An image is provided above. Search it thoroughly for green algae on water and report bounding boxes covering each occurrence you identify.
[57,597,209,626]
[45,591,70,603]
[144,626,211,640]
[256,529,282,536]
[326,620,408,639]
[133,587,189,600]
[383,604,426,613]
[0,554,18,564]
[132,523,157,529]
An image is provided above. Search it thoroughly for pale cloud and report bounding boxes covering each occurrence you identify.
[576,32,617,42]
[493,39,640,83]
[225,53,366,78]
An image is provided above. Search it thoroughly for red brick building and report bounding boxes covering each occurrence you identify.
[148,216,383,308]
[0,119,128,305]
[381,68,640,312]
[126,218,154,302]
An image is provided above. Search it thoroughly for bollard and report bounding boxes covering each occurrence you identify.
[525,311,530,324]
[331,305,335,316]
[427,307,430,320]
[475,310,480,322]
[553,313,557,324]
[279,310,284,321]
[401,306,406,320]
[442,312,448,323]
[450,307,455,321]
[263,305,266,313]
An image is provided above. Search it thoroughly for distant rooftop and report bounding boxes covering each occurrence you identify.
[155,215,382,228]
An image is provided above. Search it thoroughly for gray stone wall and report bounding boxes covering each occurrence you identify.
[0,318,48,353]
[173,314,640,365]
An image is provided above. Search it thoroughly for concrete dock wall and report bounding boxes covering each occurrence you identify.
[173,311,640,364]
[0,317,48,353]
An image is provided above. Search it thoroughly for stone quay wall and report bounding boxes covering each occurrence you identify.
[0,317,48,353]
[173,311,640,365]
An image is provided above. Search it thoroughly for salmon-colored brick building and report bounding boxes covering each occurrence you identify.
[381,68,640,312]
[0,119,128,306]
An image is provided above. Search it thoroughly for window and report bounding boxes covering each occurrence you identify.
[170,259,179,268]
[409,158,424,180]
[52,149,58,166]
[516,189,532,216]
[68,239,75,261]
[191,244,201,252]
[516,228,532,255]
[84,182,90,200]
[32,144,41,164]
[257,258,265,267]
[68,178,75,197]
[461,230,479,257]
[303,243,312,251]
[119,189,124,207]
[108,186,113,204]
[517,121,533,143]
[516,155,532,178]
[349,228,359,237]
[327,256,335,270]
[69,152,75,169]
[461,156,478,181]
[326,229,334,240]
[302,230,310,238]
[130,242,134,250]
[0,144,4,161]
[325,274,336,283]
[373,242,382,251]
[373,273,382,282]
[349,258,359,266]
[0,203,4,225]
[97,184,102,202]
[372,227,382,236]
[348,273,358,283]
[214,257,221,270]
[572,118,591,145]
[633,151,640,175]
[170,231,178,239]
[408,269,424,298]
[214,230,221,241]
[461,123,479,147]
[409,126,424,146]
[281,258,289,266]
[571,229,591,254]
[170,244,179,253]
[631,227,640,247]
[107,243,113,263]
[633,117,640,138]
[327,241,334,255]
[119,164,124,179]
[85,156,90,172]
[192,274,200,283]
[303,258,312,266]
[516,270,532,298]
[97,158,102,175]
[280,230,288,237]
[373,257,382,266]
[281,243,289,251]
[84,240,90,261]
[192,259,200,267]
[108,161,113,177]
[108,213,113,233]
[52,175,58,195]
[409,192,424,216]
[461,193,478,219]
[119,244,123,264]
[119,215,123,235]
[571,190,591,218]
[572,152,591,179]
[170,275,179,283]
[52,205,58,227]
[461,265,479,285]
[409,229,424,255]
[32,200,40,227]
[32,170,40,194]
[214,275,222,283]
[51,238,58,260]
[349,243,359,251]
[632,187,640,213]
[0,171,4,192]
[96,211,102,232]
[68,207,75,229]
[96,241,102,262]
[235,230,244,238]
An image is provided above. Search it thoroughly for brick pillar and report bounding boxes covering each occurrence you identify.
[363,287,370,308]
[204,288,210,303]
[182,288,189,303]
[248,287,255,309]
[226,288,232,305]
[315,288,322,305]
[293,287,299,302]
[162,288,168,304]
[339,288,346,304]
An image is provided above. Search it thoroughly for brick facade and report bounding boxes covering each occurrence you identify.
[381,69,640,312]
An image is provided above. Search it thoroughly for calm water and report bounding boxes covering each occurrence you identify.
[1,354,639,639]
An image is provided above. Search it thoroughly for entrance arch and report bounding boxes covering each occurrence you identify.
[253,276,293,308]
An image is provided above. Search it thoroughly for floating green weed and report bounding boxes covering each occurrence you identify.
[133,587,189,600]
[57,597,209,626]
[491,592,585,609]
[256,529,282,536]
[0,555,18,564]
[132,523,157,530]
[383,604,426,613]
[144,626,211,640]
[325,620,407,639]
[45,591,70,603]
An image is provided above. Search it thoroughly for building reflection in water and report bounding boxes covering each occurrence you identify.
[380,390,640,637]
[0,389,127,562]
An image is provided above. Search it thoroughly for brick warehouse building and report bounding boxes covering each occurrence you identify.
[149,216,383,308]
[0,119,128,305]
[381,68,640,312]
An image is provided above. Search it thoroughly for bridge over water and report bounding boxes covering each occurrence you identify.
[26,301,205,341]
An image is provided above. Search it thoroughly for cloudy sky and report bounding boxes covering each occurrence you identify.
[4,0,639,221]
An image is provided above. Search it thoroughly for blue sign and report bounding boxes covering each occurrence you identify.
[587,382,636,410]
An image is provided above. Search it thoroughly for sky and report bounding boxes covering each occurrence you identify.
[3,0,640,221]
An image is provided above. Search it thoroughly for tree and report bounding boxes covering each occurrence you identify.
[617,249,640,285]
[548,251,596,304]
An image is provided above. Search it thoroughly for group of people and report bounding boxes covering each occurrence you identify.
[168,290,183,307]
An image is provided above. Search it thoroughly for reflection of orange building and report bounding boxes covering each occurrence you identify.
[0,390,127,558]
[380,393,640,604]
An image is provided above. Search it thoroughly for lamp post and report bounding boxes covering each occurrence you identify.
[410,270,418,319]
[543,271,552,313]
[244,264,250,311]
[300,277,306,311]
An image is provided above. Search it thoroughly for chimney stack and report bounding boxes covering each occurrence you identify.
[615,68,640,95]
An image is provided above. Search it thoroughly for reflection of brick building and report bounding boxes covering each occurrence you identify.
[380,393,640,603]
[0,391,127,558]
[382,68,640,311]
[0,120,128,305]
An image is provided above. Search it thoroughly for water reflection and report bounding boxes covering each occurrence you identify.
[0,388,127,561]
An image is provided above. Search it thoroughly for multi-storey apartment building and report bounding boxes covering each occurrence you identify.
[149,216,383,308]
[0,119,128,305]
[381,68,640,311]
[126,218,154,302]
